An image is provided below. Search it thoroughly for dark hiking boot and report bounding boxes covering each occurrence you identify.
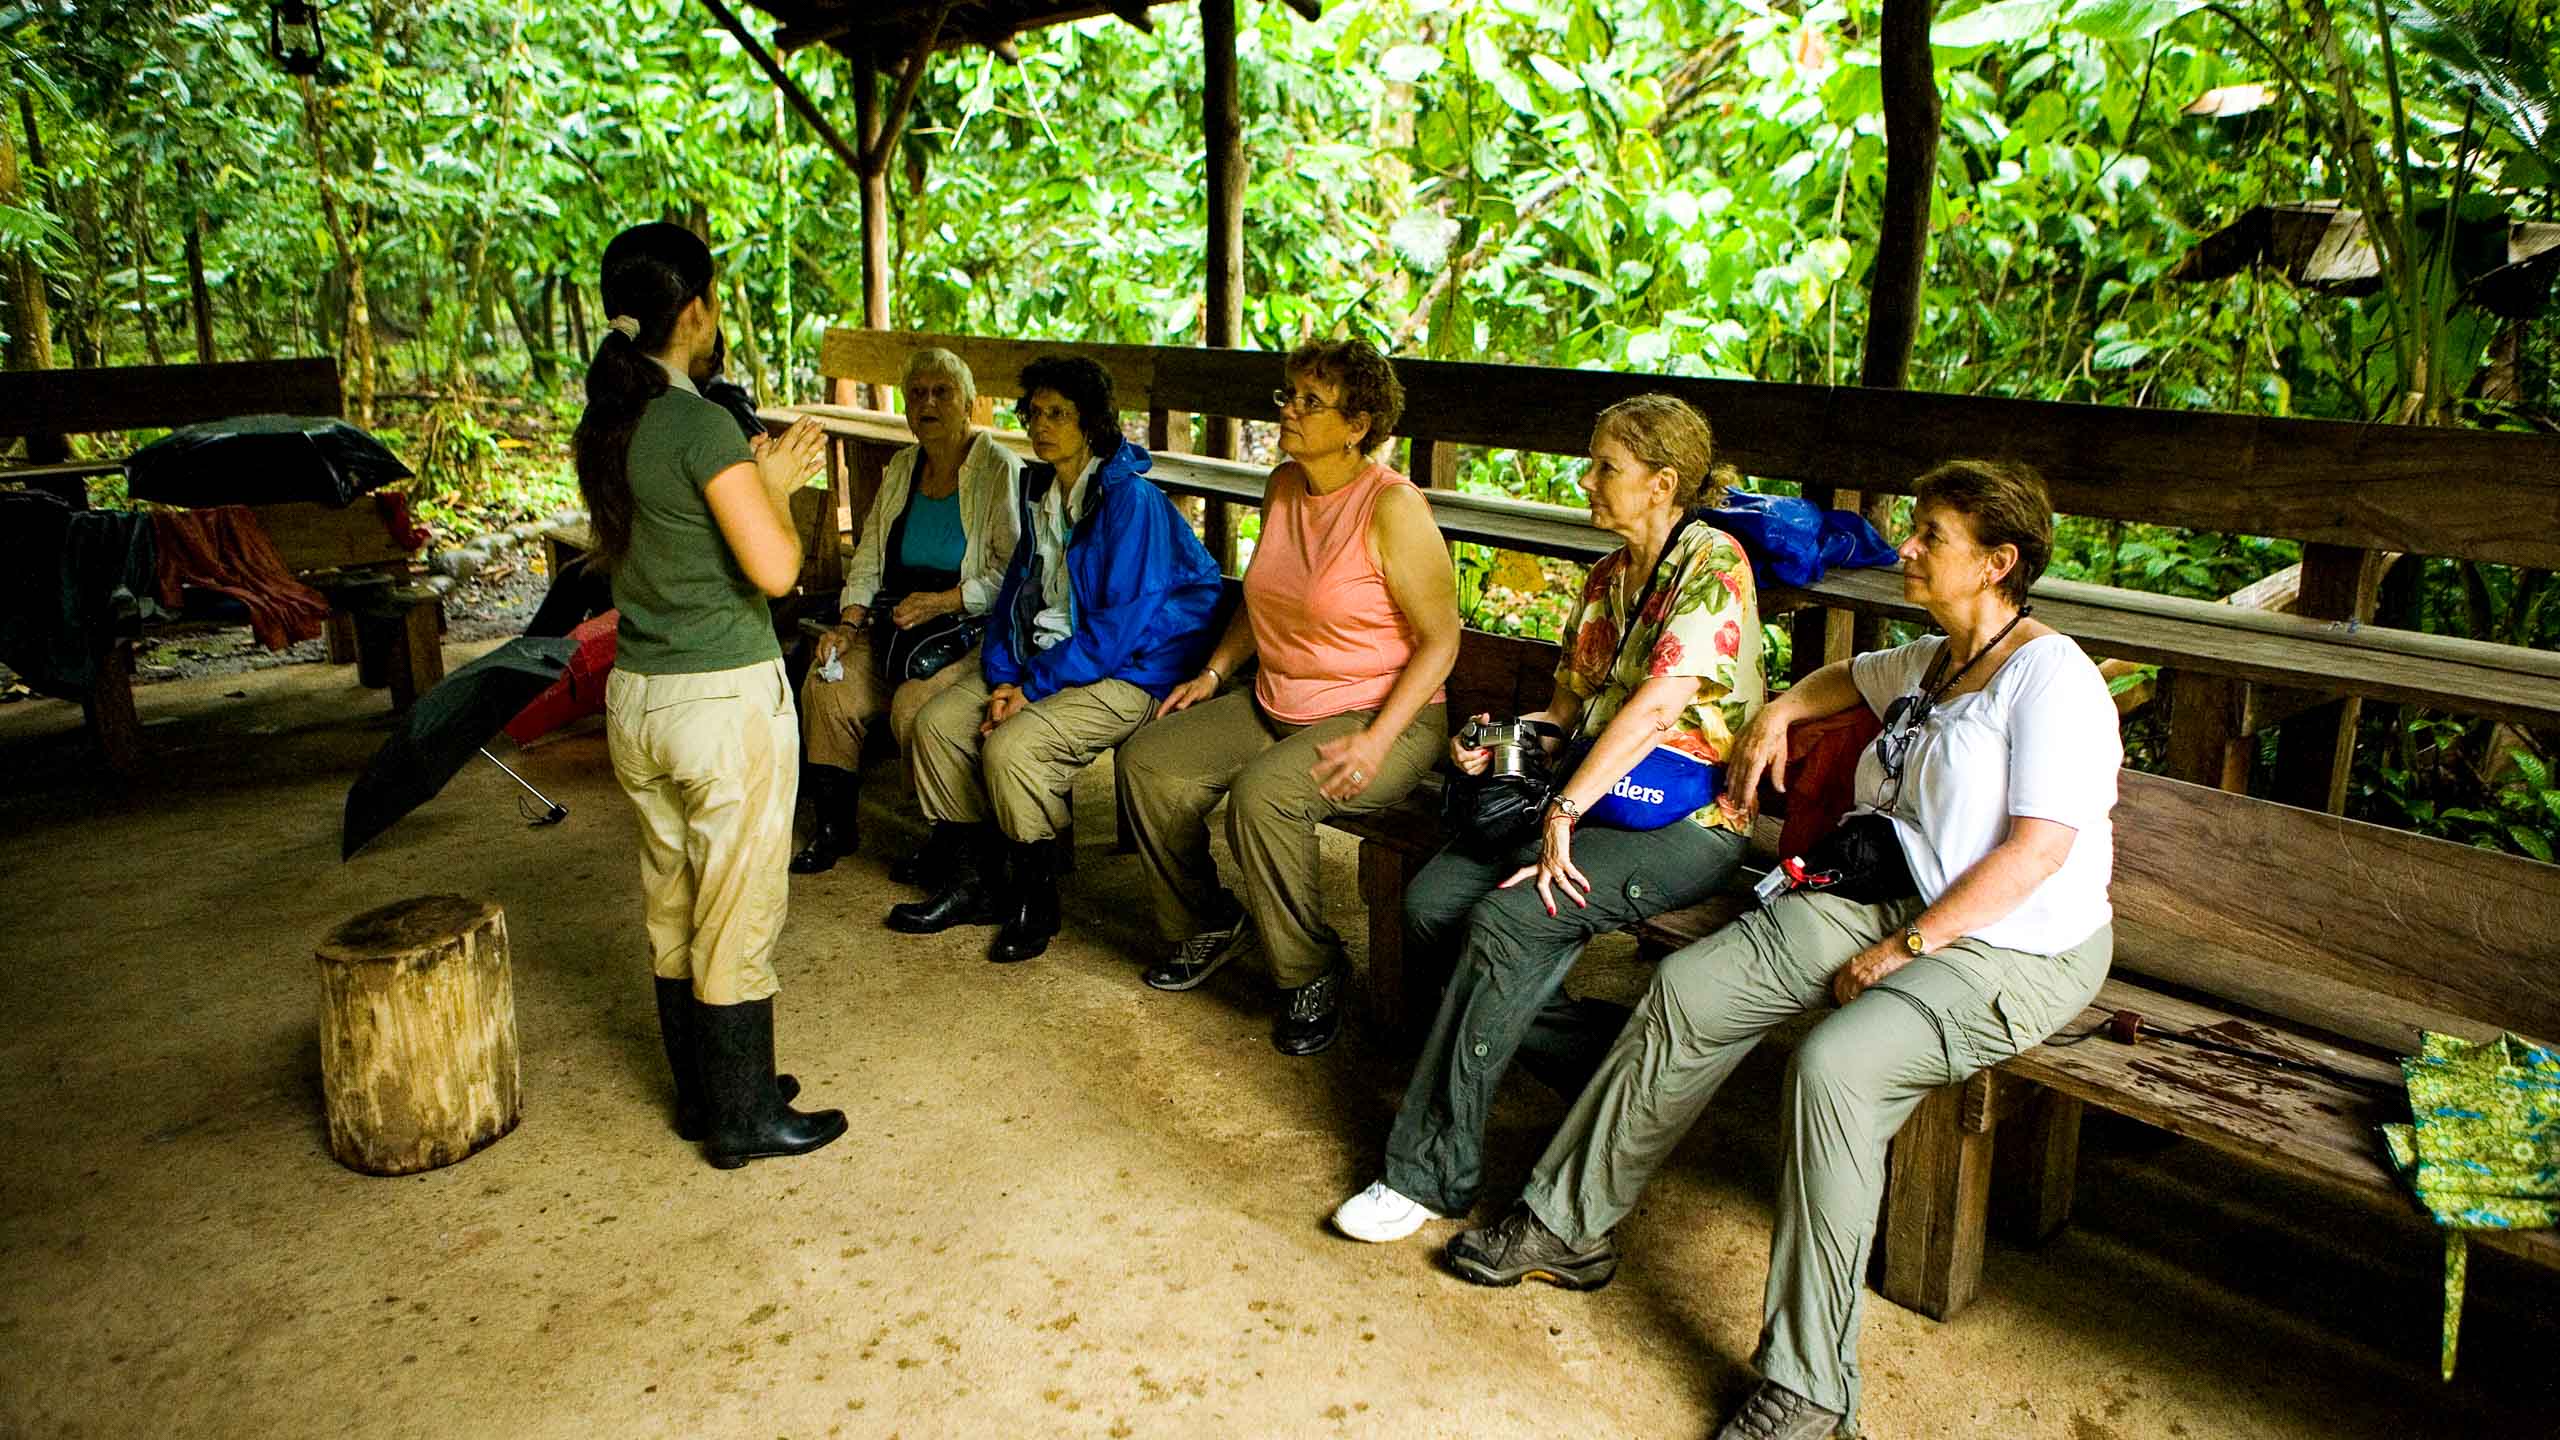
[885,824,1002,932]
[1444,1203,1619,1290]
[656,978,794,1141]
[789,766,860,874]
[693,997,847,1169]
[888,820,964,887]
[1271,964,1344,1056]
[1710,1381,1844,1440]
[1142,906,1250,991]
[989,838,1062,964]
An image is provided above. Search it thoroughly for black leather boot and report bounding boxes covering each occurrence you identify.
[888,820,962,888]
[655,978,796,1141]
[885,823,1002,932]
[789,766,859,874]
[694,997,847,1169]
[989,838,1062,964]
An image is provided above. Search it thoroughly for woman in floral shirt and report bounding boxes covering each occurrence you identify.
[1332,393,1766,1245]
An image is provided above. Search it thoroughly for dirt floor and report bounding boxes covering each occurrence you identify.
[2,639,2554,1440]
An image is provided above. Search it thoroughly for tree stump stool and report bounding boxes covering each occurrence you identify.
[314,895,521,1175]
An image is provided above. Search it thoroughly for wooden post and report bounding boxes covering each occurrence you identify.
[385,592,445,713]
[1992,1085,2084,1244]
[1877,1076,1993,1321]
[2164,669,2249,792]
[1200,0,1244,572]
[1849,0,1939,653]
[314,895,521,1176]
[84,637,142,776]
[852,52,891,363]
[2268,542,2382,813]
[1357,838,1434,1049]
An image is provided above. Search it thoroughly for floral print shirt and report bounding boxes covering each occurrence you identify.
[1553,520,1765,832]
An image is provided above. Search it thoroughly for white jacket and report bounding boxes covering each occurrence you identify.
[837,429,1024,617]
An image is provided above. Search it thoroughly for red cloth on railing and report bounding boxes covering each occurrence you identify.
[150,507,332,651]
[373,491,431,552]
[1776,703,1885,860]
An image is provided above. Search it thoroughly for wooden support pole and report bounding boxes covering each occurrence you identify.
[851,52,892,409]
[2268,542,2384,813]
[862,4,949,175]
[1878,1077,1993,1321]
[2165,669,2250,792]
[1851,0,1940,654]
[1200,0,1244,570]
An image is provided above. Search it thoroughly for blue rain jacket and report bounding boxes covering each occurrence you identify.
[981,439,1222,702]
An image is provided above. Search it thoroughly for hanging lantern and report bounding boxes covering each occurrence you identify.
[269,0,326,77]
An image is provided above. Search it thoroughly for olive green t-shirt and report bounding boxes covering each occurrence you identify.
[610,387,776,675]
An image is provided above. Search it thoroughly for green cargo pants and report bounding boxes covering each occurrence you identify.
[1519,889,2111,1428]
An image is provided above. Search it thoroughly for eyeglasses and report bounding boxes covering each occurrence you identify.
[1271,388,1343,416]
[1017,401,1077,428]
[1873,692,1935,814]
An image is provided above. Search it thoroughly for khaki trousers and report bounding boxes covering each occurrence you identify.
[907,669,1155,842]
[1518,890,2111,1427]
[605,659,799,1005]
[1116,690,1447,987]
[797,629,973,769]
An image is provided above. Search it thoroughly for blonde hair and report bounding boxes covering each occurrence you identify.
[1591,393,1737,509]
[901,346,977,411]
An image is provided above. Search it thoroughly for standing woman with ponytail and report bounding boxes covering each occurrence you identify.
[574,221,846,1168]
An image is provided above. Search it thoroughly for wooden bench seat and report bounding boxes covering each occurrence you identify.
[1,359,437,771]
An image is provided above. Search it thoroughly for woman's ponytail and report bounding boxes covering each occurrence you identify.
[571,223,717,570]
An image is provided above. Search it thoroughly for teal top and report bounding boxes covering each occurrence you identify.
[609,388,776,675]
[896,490,966,576]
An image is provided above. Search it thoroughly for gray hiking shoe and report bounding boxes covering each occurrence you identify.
[1712,1381,1843,1440]
[1443,1203,1618,1290]
[1143,913,1252,992]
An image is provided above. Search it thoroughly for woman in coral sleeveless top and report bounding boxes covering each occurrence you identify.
[1116,338,1460,1057]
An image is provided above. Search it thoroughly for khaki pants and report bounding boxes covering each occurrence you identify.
[797,629,973,769]
[605,659,799,1005]
[1519,890,2111,1427]
[1117,690,1446,987]
[907,669,1155,842]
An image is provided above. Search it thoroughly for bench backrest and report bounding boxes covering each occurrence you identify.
[2109,768,2560,1052]
[820,328,2560,572]
[0,359,345,440]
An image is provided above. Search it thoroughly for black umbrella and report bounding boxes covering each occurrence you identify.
[341,636,578,860]
[127,413,413,509]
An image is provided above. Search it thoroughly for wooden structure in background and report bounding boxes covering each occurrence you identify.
[314,895,522,1177]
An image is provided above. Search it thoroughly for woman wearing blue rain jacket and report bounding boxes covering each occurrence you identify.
[892,354,1223,964]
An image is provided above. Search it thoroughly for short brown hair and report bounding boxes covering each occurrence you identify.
[1591,393,1737,509]
[1912,459,2055,607]
[1285,338,1403,457]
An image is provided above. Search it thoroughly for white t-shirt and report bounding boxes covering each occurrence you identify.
[1849,632,2121,955]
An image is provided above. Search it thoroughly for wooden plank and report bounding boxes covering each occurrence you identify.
[819,329,1160,411]
[250,501,419,572]
[1878,1080,1993,1320]
[0,358,342,437]
[2163,670,2248,791]
[2110,769,2560,1047]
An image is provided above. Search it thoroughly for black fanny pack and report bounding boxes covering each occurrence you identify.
[1769,811,1919,905]
[872,602,985,684]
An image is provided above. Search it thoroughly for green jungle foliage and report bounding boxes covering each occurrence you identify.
[2,0,2554,856]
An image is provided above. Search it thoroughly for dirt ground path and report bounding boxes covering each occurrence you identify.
[1,646,2550,1439]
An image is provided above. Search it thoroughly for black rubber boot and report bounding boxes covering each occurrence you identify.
[989,838,1062,964]
[888,820,963,888]
[885,823,1002,932]
[655,978,796,1141]
[695,997,847,1169]
[789,766,859,874]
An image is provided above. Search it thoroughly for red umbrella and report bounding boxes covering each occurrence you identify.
[502,610,618,744]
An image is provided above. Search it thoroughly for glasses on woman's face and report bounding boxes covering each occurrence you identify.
[1873,692,1935,814]
[1271,388,1342,416]
[1018,401,1077,430]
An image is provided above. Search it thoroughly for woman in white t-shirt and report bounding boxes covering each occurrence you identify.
[1441,460,2120,1440]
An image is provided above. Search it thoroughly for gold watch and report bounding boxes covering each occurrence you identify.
[1902,924,1929,957]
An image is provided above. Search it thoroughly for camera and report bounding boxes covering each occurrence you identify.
[1458,716,1557,781]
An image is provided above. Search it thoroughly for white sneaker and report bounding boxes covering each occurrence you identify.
[1331,1180,1442,1243]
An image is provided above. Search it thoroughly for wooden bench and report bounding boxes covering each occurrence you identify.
[0,359,439,772]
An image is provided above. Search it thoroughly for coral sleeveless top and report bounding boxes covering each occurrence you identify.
[1244,460,1442,723]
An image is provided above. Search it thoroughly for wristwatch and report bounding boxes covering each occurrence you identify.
[1902,924,1930,957]
[1550,795,1585,824]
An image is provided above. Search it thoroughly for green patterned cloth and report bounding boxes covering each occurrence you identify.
[2380,1030,2560,1379]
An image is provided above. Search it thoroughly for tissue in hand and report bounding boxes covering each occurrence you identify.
[819,653,845,683]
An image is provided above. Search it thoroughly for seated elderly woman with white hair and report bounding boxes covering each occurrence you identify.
[792,347,1024,877]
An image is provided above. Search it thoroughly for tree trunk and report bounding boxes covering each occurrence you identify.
[127,169,165,366]
[0,91,53,375]
[314,895,521,1177]
[501,279,554,392]
[563,268,589,358]
[178,158,215,363]
[301,76,374,424]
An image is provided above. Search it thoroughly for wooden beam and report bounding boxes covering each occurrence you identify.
[851,49,890,364]
[1866,0,1940,388]
[2268,543,2384,813]
[0,358,341,438]
[1276,0,1322,17]
[1200,0,1245,570]
[1107,2,1155,32]
[862,3,950,176]
[692,0,870,181]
